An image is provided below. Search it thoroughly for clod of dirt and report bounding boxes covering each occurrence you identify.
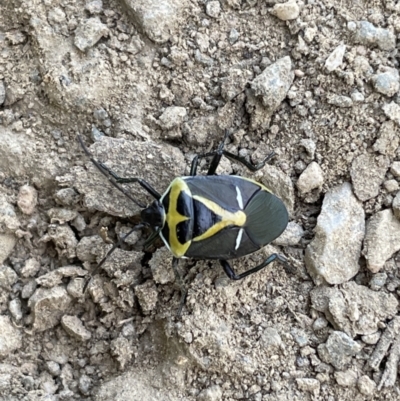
[0,315,22,357]
[305,183,364,285]
[28,286,73,331]
[21,258,41,278]
[158,106,187,129]
[149,247,175,284]
[383,101,400,125]
[317,331,362,370]
[54,188,80,207]
[135,280,158,313]
[0,192,20,232]
[373,121,399,157]
[197,384,223,401]
[40,224,78,259]
[327,94,353,108]
[110,336,133,370]
[363,208,400,273]
[61,315,92,341]
[310,282,398,337]
[74,17,108,52]
[36,266,87,288]
[350,154,389,201]
[76,235,104,262]
[47,208,78,224]
[295,378,320,396]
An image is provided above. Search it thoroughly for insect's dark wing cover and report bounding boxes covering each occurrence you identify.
[185,226,259,260]
[244,190,288,247]
[184,176,258,210]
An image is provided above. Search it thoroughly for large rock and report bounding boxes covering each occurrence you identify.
[305,183,364,285]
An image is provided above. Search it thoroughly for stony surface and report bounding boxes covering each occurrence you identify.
[305,183,364,285]
[1,0,400,399]
[311,282,398,337]
[28,286,73,331]
[363,209,400,273]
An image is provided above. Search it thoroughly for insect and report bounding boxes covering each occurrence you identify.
[78,132,289,308]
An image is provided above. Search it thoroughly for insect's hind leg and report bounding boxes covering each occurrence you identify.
[219,254,289,280]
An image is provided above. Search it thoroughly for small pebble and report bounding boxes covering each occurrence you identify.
[17,185,38,215]
[296,162,324,194]
[369,272,387,290]
[384,179,399,193]
[390,162,400,177]
[271,0,300,21]
[325,44,346,72]
[361,332,381,345]
[357,375,376,395]
[206,1,221,18]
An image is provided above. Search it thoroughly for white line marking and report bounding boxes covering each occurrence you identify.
[236,186,243,209]
[235,228,244,250]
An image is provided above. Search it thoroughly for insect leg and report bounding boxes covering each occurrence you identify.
[222,150,275,172]
[189,130,231,176]
[219,253,289,280]
[171,257,187,316]
[77,135,161,204]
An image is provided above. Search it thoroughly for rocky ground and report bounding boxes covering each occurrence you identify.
[1,0,400,400]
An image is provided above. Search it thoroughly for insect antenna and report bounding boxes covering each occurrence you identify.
[77,135,146,208]
[83,223,145,292]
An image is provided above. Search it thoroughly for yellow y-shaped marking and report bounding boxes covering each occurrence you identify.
[192,195,246,242]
